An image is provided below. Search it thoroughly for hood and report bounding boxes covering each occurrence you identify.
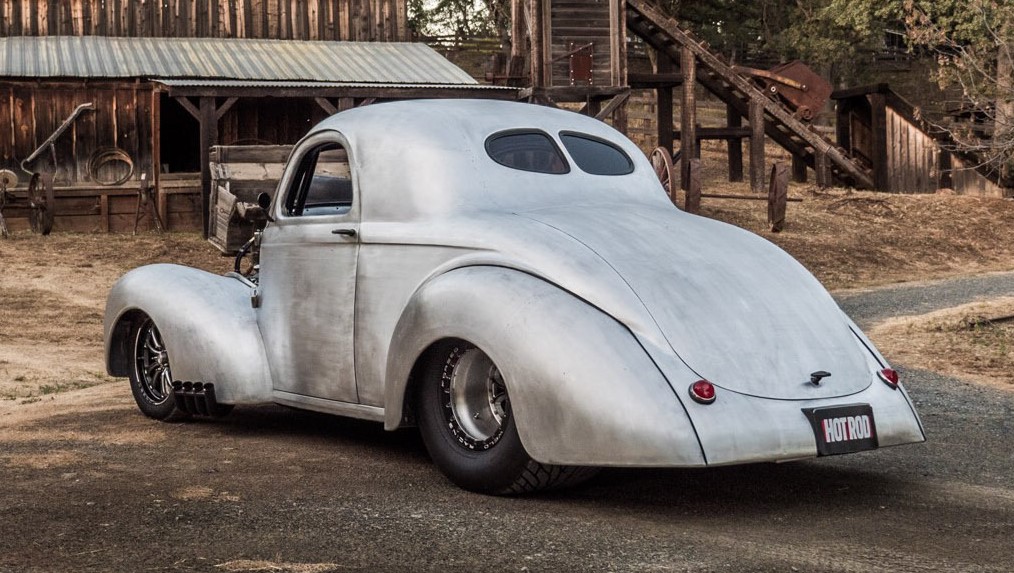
[521,203,876,400]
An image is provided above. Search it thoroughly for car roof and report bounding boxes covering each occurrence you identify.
[304,99,668,220]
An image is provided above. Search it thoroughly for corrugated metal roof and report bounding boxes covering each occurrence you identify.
[155,79,509,90]
[0,36,478,85]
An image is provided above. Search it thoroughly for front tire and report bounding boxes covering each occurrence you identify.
[128,316,187,421]
[416,340,597,495]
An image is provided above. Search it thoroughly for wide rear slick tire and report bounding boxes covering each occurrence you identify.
[127,316,188,422]
[416,339,597,495]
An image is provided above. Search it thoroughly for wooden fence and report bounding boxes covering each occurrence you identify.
[0,0,408,41]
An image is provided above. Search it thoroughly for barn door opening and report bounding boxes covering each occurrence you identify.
[159,93,200,174]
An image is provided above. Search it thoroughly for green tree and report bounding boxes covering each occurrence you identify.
[833,0,1014,184]
[408,0,509,38]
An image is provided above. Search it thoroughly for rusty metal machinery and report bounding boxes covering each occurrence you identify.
[0,169,55,237]
[735,61,833,122]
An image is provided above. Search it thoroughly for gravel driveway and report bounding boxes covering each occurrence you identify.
[836,271,1014,328]
[1,277,1011,573]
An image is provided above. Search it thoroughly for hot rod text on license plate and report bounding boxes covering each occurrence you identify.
[802,404,878,456]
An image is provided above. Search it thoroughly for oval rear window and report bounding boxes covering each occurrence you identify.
[486,131,569,174]
[560,132,634,175]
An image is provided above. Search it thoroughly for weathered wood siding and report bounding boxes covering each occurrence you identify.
[0,0,408,41]
[0,81,155,186]
[218,98,331,148]
[549,0,620,86]
[950,155,1008,197]
[885,107,938,194]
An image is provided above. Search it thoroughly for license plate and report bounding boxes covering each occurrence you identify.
[802,404,878,456]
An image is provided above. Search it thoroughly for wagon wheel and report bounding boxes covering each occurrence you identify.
[26,173,55,235]
[650,147,678,207]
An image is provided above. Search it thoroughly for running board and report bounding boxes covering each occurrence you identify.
[272,391,385,423]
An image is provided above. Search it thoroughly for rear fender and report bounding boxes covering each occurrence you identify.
[104,264,272,404]
[385,266,705,467]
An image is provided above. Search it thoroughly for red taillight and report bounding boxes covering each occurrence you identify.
[879,368,900,389]
[689,380,716,404]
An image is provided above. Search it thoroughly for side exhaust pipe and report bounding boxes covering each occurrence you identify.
[171,381,230,417]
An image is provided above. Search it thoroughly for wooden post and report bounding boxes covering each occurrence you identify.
[152,89,165,228]
[199,96,218,238]
[869,92,889,191]
[655,53,675,155]
[768,162,789,232]
[529,0,545,88]
[815,151,831,188]
[727,103,743,182]
[835,99,852,152]
[685,158,701,214]
[791,155,807,183]
[749,99,765,192]
[938,149,953,190]
[680,46,696,191]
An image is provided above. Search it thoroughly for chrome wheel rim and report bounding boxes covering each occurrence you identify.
[134,319,172,405]
[442,345,510,450]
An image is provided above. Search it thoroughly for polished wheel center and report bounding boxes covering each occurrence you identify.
[444,346,510,450]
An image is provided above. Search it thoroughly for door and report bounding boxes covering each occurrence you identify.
[257,131,361,403]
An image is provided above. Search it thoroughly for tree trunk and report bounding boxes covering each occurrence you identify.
[995,19,1014,186]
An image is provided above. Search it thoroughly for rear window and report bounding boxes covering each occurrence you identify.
[560,132,634,175]
[485,131,569,174]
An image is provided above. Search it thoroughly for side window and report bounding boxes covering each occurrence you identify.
[559,132,634,175]
[283,142,353,217]
[485,130,569,174]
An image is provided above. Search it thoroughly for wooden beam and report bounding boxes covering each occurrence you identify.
[629,72,683,89]
[529,0,546,88]
[173,96,200,120]
[749,99,765,193]
[869,92,889,191]
[685,157,701,213]
[768,162,789,232]
[791,155,808,183]
[315,97,338,115]
[199,96,218,238]
[594,91,631,121]
[673,127,752,139]
[164,85,519,100]
[655,54,675,156]
[815,151,831,188]
[680,45,696,191]
[727,103,743,182]
[215,96,239,120]
[518,86,628,102]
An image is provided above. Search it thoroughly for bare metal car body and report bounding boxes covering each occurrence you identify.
[104,100,924,489]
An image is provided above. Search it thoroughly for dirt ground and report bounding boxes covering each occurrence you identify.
[1,181,1013,571]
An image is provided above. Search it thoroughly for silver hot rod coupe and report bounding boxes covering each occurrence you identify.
[104,99,925,494]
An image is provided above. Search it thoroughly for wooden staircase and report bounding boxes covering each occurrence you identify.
[626,0,874,189]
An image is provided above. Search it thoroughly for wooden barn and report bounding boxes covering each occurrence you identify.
[832,84,1008,196]
[0,0,512,234]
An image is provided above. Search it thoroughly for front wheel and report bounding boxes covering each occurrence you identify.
[128,316,187,421]
[416,340,597,495]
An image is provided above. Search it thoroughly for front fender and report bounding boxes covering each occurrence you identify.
[385,266,706,467]
[103,264,272,404]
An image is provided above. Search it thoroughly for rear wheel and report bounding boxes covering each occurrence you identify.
[128,316,187,421]
[416,340,597,495]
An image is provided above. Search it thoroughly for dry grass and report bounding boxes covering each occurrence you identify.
[871,298,1014,389]
[0,232,229,402]
[686,141,1014,290]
